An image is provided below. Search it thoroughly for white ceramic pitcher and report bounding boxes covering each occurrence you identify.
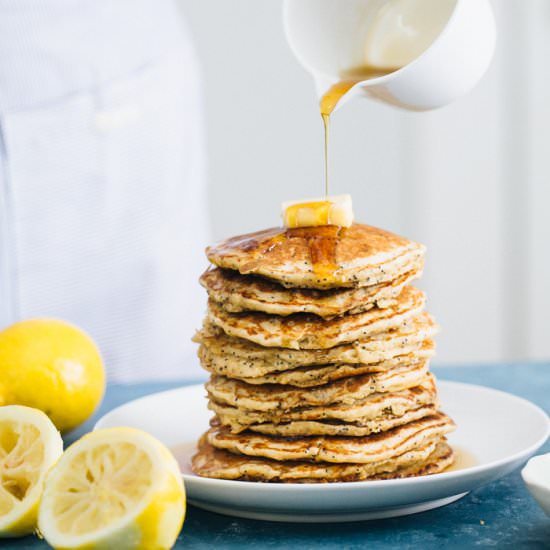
[283,0,497,111]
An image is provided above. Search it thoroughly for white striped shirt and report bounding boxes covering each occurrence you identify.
[0,0,208,381]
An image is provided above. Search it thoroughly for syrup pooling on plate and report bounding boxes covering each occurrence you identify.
[170,442,197,475]
[444,446,478,472]
[319,65,398,197]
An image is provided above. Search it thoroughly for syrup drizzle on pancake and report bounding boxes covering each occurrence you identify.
[215,226,345,284]
[287,225,343,281]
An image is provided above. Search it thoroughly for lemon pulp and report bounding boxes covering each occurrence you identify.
[0,406,63,538]
[0,422,43,517]
[39,428,186,549]
[53,442,153,536]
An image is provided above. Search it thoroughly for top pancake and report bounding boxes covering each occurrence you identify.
[206,224,425,289]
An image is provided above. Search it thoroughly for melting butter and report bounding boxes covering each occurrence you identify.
[282,194,353,228]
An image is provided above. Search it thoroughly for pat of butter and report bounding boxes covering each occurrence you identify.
[282,195,354,228]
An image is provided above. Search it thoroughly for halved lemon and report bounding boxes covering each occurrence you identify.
[0,405,63,537]
[38,427,186,549]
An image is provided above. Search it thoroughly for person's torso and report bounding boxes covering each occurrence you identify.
[0,0,209,381]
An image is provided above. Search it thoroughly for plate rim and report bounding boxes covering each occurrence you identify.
[94,379,550,491]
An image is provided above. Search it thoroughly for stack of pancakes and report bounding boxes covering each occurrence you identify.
[192,224,455,482]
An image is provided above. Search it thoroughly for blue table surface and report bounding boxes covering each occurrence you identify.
[4,363,550,550]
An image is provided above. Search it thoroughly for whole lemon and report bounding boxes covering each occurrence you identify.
[0,319,105,433]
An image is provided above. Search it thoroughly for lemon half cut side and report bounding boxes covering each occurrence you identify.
[38,427,186,550]
[0,405,63,537]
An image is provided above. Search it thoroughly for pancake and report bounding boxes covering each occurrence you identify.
[207,412,455,463]
[194,222,454,484]
[192,437,454,482]
[205,362,429,412]
[373,440,454,479]
[213,404,438,436]
[206,224,425,289]
[233,349,434,387]
[197,333,435,386]
[209,377,439,427]
[206,286,425,349]
[200,264,422,318]
[195,313,438,383]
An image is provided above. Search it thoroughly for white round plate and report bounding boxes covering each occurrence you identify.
[95,381,550,523]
